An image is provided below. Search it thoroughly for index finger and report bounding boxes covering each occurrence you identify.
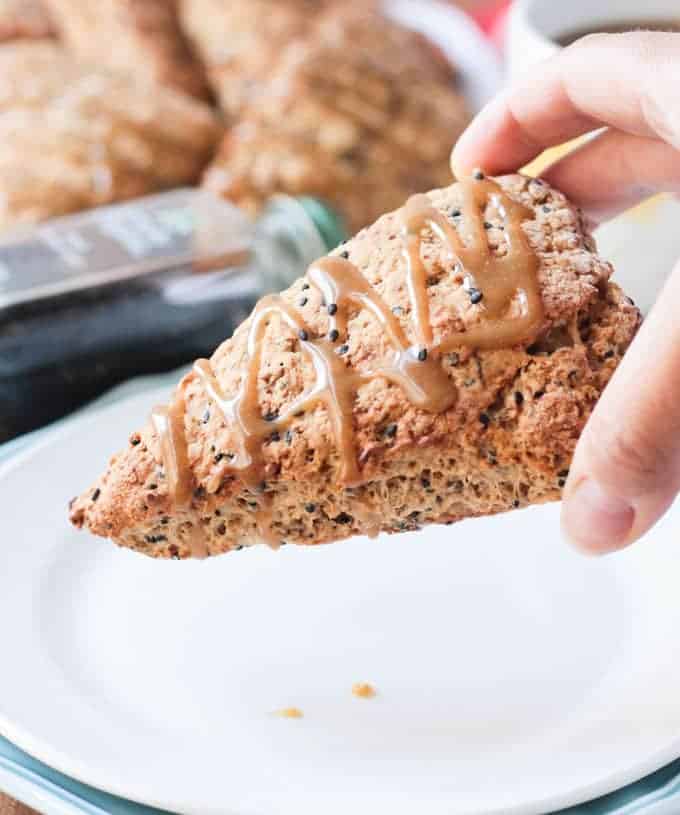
[452,32,680,177]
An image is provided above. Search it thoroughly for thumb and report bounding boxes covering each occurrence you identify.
[562,262,680,554]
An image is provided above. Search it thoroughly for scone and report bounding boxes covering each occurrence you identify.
[180,0,331,117]
[69,173,641,559]
[45,0,210,99]
[0,42,220,229]
[203,6,470,232]
[0,0,53,41]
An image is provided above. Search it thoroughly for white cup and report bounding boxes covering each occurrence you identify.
[506,0,680,315]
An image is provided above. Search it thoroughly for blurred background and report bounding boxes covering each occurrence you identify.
[0,0,678,443]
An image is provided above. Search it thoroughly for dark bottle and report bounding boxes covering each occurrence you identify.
[0,190,346,442]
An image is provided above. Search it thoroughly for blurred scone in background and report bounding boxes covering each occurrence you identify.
[0,0,471,233]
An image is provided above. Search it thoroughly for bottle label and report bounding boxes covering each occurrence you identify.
[0,189,253,310]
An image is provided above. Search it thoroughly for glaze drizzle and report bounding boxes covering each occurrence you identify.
[151,176,544,551]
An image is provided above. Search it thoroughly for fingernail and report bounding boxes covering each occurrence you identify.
[562,479,635,554]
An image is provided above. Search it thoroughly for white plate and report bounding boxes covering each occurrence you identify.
[2,387,680,815]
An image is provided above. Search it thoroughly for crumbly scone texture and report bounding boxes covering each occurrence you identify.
[0,42,220,229]
[202,4,469,232]
[45,0,210,99]
[44,0,210,99]
[180,0,335,117]
[70,174,641,559]
[0,0,53,41]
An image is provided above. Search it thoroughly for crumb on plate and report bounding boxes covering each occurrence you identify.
[352,682,377,699]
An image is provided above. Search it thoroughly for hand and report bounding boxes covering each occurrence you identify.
[452,32,680,554]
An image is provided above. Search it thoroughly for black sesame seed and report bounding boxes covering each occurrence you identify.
[392,305,403,316]
[298,296,308,307]
[263,411,279,422]
[302,282,310,290]
[534,390,545,400]
[235,545,244,551]
[338,344,349,355]
[145,534,167,544]
[298,329,309,341]
[148,483,158,491]
[334,512,353,525]
[604,349,615,359]
[469,289,483,305]
[91,488,101,502]
[328,328,339,342]
[285,430,294,445]
[483,221,493,230]
[542,205,551,213]
[473,169,485,180]
[513,499,520,509]
[202,409,210,424]
[479,412,490,428]
[340,250,349,259]
[417,348,428,362]
[514,391,524,406]
[214,453,225,464]
[130,434,141,446]
[451,208,461,217]
[558,469,570,478]
[270,431,281,443]
[327,303,338,316]
[305,503,317,513]
[385,423,398,438]
[216,523,226,536]
[448,352,460,366]
[161,516,169,525]
[421,477,431,488]
[558,478,566,488]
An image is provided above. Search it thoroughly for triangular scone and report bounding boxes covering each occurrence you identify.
[70,174,641,559]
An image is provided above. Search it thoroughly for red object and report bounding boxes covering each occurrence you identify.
[468,0,511,46]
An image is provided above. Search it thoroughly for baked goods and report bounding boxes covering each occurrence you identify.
[0,0,52,41]
[0,42,220,229]
[69,173,641,559]
[180,0,331,117]
[202,5,469,231]
[45,0,210,99]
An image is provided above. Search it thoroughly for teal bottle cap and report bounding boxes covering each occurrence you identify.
[296,197,348,252]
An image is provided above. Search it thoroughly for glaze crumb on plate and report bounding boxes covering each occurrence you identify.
[352,683,377,699]
[273,707,304,719]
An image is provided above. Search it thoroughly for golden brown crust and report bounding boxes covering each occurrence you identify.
[46,0,211,99]
[0,0,53,41]
[202,5,469,232]
[69,175,641,559]
[0,42,220,229]
[180,0,334,116]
